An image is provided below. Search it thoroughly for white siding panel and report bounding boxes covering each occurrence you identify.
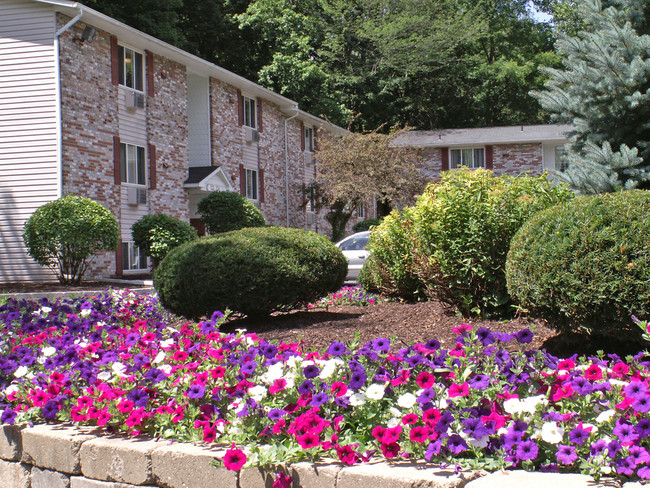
[120,186,149,240]
[118,87,147,146]
[0,0,59,282]
[242,132,258,168]
[187,74,211,167]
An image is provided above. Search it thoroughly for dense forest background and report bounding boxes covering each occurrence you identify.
[84,0,577,131]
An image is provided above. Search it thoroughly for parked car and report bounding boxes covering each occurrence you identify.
[335,231,370,282]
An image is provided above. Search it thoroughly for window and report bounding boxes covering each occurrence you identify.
[555,146,569,172]
[357,204,365,218]
[120,144,146,185]
[243,97,256,129]
[450,147,485,169]
[245,168,258,200]
[122,242,147,271]
[308,184,316,212]
[338,233,369,251]
[118,46,144,92]
[304,127,314,152]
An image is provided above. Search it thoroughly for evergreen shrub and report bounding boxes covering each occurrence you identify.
[353,218,382,233]
[23,195,119,284]
[359,208,422,299]
[197,191,265,234]
[506,190,650,336]
[154,226,347,319]
[132,214,197,267]
[410,169,573,316]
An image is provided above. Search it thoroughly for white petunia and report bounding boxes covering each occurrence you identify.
[349,392,366,406]
[540,422,564,444]
[80,308,91,317]
[248,385,267,402]
[159,364,172,374]
[42,347,56,357]
[365,384,385,401]
[397,393,417,409]
[318,359,342,379]
[97,371,111,381]
[469,435,490,448]
[14,366,28,378]
[111,362,127,377]
[260,362,285,385]
[387,417,400,428]
[4,385,19,396]
[389,407,402,418]
[160,339,175,349]
[40,307,52,315]
[153,351,166,364]
[596,409,616,424]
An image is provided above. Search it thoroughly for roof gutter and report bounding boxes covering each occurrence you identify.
[53,4,83,198]
[284,105,300,227]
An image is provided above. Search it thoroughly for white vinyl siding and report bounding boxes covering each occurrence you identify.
[118,86,147,146]
[0,0,59,282]
[187,74,211,167]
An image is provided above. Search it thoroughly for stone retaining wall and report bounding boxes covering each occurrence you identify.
[0,424,633,488]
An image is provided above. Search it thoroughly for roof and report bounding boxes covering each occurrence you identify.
[394,124,574,148]
[34,0,346,135]
[184,166,221,186]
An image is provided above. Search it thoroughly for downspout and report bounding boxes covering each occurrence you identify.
[283,105,299,227]
[54,5,83,197]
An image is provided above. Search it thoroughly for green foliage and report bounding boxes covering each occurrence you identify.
[197,191,266,235]
[410,169,573,316]
[360,208,422,299]
[131,214,197,266]
[353,218,382,233]
[154,226,347,319]
[22,195,119,284]
[506,190,650,336]
[533,0,650,193]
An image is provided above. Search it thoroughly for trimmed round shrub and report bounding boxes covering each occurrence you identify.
[154,226,348,319]
[353,218,382,233]
[197,191,265,234]
[23,195,119,284]
[410,169,573,316]
[132,214,197,267]
[506,190,650,336]
[359,208,422,299]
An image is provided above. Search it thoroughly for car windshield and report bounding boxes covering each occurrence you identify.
[338,235,369,251]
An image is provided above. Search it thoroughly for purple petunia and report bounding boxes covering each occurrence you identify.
[515,329,533,344]
[371,338,390,353]
[476,327,496,346]
[636,418,650,438]
[516,440,539,461]
[310,392,329,407]
[298,380,314,395]
[144,368,166,384]
[613,420,639,444]
[349,371,367,390]
[571,376,593,395]
[1,408,17,425]
[590,439,608,457]
[556,444,578,465]
[268,409,286,420]
[187,384,205,399]
[240,361,257,376]
[447,434,468,454]
[127,388,149,407]
[303,364,320,379]
[624,381,647,400]
[327,341,347,357]
[568,427,590,445]
[469,374,490,390]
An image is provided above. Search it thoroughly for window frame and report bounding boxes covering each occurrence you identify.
[555,146,569,172]
[243,96,257,129]
[245,168,258,200]
[118,45,144,92]
[120,143,146,186]
[304,127,314,153]
[356,204,365,218]
[449,147,486,169]
[122,241,148,271]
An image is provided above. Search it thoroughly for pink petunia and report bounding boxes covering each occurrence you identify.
[223,448,247,471]
[330,381,348,398]
[269,378,287,395]
[296,432,320,449]
[416,371,436,389]
[448,382,470,398]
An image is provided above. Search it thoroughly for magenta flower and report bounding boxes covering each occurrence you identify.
[223,448,247,471]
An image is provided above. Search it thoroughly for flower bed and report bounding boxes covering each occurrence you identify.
[0,289,649,485]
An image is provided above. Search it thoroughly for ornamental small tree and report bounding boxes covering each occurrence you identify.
[23,195,119,284]
[197,191,266,234]
[131,213,198,268]
[533,0,650,193]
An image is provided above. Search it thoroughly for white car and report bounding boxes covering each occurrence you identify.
[335,231,370,282]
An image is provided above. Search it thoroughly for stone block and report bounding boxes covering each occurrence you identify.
[21,424,98,474]
[337,462,482,488]
[70,477,157,488]
[290,462,341,488]
[80,435,163,485]
[151,442,236,488]
[31,466,70,488]
[239,466,273,488]
[465,471,618,488]
[0,459,30,488]
[0,424,24,461]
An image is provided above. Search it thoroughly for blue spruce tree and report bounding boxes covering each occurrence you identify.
[534,0,650,193]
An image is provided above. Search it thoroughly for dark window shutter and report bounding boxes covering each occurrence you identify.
[110,36,119,85]
[148,144,157,190]
[113,136,121,184]
[313,129,319,152]
[146,51,154,97]
[237,89,243,126]
[257,99,263,133]
[115,239,123,276]
[301,182,306,210]
[239,164,245,195]
[441,147,449,171]
[300,121,305,151]
[485,145,494,170]
[259,169,265,203]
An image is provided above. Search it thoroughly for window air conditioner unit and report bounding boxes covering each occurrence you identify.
[306,212,315,225]
[245,127,259,144]
[125,92,145,111]
[127,188,147,206]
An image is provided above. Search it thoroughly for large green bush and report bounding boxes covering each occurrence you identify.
[23,195,119,284]
[506,190,650,336]
[359,208,422,299]
[411,169,573,316]
[154,226,347,319]
[132,214,197,267]
[353,218,382,233]
[197,191,265,234]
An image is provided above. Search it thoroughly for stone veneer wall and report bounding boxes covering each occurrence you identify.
[58,17,119,279]
[0,423,485,488]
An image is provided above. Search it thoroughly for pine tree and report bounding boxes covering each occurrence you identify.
[534,0,650,193]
